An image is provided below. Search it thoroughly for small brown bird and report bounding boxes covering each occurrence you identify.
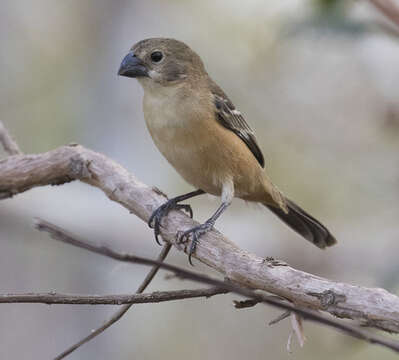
[118,38,336,264]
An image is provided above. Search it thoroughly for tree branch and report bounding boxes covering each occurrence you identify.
[1,144,397,334]
[54,243,171,360]
[369,0,399,28]
[0,120,22,156]
[34,219,399,354]
[0,288,227,305]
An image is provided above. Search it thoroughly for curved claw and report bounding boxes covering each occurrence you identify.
[148,211,157,229]
[153,218,162,246]
[177,204,193,218]
[149,201,194,246]
[177,220,214,266]
[149,204,168,245]
[188,231,199,266]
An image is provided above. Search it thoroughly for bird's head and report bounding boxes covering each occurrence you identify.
[118,38,206,88]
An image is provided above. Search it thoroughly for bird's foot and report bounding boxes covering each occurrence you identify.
[149,200,193,245]
[177,219,215,266]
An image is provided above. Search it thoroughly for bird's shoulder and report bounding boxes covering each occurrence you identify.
[208,79,265,168]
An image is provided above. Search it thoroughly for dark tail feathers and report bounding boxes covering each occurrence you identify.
[265,199,336,248]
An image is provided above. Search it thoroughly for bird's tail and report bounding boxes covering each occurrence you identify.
[264,198,336,248]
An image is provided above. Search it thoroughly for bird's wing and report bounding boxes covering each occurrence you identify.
[210,81,265,168]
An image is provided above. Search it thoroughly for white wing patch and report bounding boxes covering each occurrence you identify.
[213,93,265,168]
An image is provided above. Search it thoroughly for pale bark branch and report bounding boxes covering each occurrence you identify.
[0,288,227,305]
[0,120,22,156]
[33,219,399,354]
[1,144,398,334]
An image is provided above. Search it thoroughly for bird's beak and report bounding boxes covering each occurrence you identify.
[118,52,148,78]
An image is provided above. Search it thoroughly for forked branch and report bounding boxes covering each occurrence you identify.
[1,144,398,334]
[33,219,399,354]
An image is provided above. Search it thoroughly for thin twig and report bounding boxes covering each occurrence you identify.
[54,243,171,360]
[234,295,285,309]
[0,288,227,305]
[0,120,22,156]
[35,219,399,354]
[269,310,291,326]
[369,0,399,28]
[290,312,306,348]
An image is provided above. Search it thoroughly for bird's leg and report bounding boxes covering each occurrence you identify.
[149,189,205,245]
[178,181,234,265]
[178,201,230,265]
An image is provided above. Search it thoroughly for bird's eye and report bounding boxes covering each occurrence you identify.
[150,51,163,63]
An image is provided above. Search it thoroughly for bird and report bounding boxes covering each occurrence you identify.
[118,37,336,264]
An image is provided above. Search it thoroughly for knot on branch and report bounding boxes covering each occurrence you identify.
[263,256,288,267]
[308,290,346,310]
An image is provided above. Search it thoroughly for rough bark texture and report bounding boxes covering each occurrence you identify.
[1,144,399,333]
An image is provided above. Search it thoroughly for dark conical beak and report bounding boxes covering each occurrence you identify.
[118,52,148,78]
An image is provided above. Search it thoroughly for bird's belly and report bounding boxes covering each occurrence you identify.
[149,124,224,196]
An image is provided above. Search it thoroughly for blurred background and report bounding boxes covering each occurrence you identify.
[1,0,399,359]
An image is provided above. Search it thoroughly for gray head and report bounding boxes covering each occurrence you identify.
[118,38,207,86]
